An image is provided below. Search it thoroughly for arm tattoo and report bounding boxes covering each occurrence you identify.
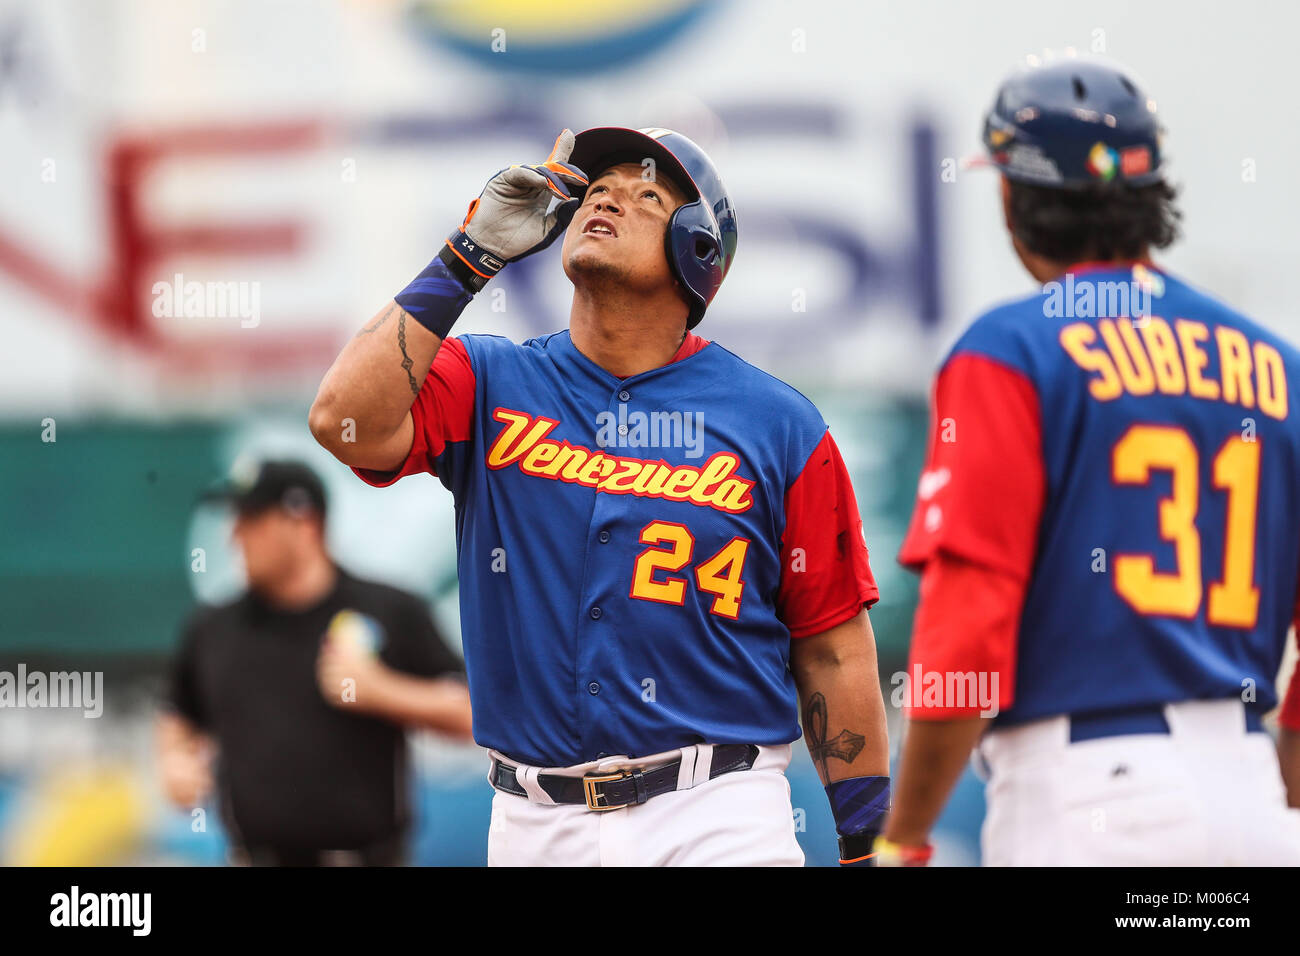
[397,311,419,396]
[804,691,866,782]
[356,304,395,336]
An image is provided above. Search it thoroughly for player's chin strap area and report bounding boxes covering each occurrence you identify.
[489,744,760,812]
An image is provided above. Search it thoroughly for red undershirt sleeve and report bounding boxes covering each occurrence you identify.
[778,431,880,639]
[352,336,476,487]
[897,352,1046,719]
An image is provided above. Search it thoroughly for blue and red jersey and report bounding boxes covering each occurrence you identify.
[355,330,878,766]
[900,263,1300,729]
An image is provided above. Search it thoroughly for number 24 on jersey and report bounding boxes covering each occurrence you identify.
[629,521,751,620]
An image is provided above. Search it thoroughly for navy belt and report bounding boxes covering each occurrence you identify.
[1068,703,1264,743]
[491,744,760,811]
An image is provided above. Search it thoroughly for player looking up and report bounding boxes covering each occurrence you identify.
[310,128,890,866]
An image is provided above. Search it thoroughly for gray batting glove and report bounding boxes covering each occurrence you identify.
[442,129,589,290]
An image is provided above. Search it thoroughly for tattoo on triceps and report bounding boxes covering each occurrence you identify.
[396,311,419,396]
[804,692,866,782]
[356,304,395,336]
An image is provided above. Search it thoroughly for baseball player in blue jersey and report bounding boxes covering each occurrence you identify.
[310,127,891,866]
[877,57,1300,866]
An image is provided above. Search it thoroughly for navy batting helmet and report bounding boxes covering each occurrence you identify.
[981,57,1165,188]
[569,127,737,329]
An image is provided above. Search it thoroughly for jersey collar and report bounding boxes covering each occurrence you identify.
[557,330,713,385]
[1058,258,1161,278]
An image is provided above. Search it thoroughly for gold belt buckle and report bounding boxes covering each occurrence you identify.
[583,769,632,811]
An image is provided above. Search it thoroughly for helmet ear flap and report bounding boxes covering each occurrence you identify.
[661,208,699,325]
[666,199,727,317]
[693,235,721,266]
[682,221,721,330]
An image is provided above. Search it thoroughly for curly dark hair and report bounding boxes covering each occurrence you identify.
[1006,179,1183,263]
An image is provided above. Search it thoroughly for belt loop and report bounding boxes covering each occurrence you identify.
[631,768,648,805]
[691,743,714,788]
[517,764,557,806]
[675,746,698,791]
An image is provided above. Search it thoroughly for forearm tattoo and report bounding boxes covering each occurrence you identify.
[356,303,395,337]
[397,311,419,396]
[804,691,866,782]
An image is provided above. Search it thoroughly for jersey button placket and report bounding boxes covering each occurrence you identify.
[577,384,644,759]
[578,390,625,759]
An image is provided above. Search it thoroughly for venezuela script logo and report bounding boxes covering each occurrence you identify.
[485,408,754,514]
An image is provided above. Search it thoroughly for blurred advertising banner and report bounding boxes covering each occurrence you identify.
[0,0,948,412]
[8,0,1297,415]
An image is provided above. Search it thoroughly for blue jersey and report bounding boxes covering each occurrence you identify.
[356,330,878,766]
[901,263,1300,724]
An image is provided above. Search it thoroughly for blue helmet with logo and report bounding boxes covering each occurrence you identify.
[981,57,1165,188]
[570,127,737,328]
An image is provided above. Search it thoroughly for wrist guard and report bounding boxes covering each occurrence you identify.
[826,775,891,867]
[394,251,475,340]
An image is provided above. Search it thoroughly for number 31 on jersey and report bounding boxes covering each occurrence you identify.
[1112,424,1260,628]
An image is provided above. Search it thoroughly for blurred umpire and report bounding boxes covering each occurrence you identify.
[156,459,473,865]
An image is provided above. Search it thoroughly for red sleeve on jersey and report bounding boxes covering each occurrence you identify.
[352,336,476,487]
[898,352,1045,580]
[897,352,1045,717]
[905,554,1020,719]
[1281,595,1300,732]
[778,431,879,639]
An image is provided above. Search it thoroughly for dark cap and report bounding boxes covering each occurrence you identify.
[201,459,327,518]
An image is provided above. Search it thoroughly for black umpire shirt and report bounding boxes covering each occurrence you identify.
[169,568,461,852]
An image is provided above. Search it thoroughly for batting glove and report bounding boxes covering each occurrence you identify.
[438,129,589,292]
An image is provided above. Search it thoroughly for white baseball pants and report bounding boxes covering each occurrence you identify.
[485,743,805,866]
[977,699,1300,866]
